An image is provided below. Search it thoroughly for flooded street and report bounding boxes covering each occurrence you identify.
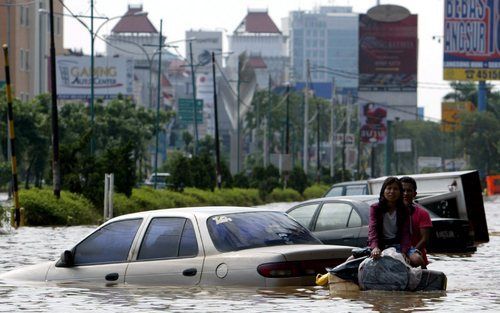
[0,198,499,312]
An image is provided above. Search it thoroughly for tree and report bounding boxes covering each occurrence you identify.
[0,91,50,189]
[458,111,500,175]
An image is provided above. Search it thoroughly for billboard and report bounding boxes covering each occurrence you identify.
[441,101,475,132]
[359,102,388,144]
[56,56,134,100]
[443,0,500,81]
[358,13,418,91]
[185,30,223,70]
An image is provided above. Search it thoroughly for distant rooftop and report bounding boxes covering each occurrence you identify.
[112,5,157,34]
[248,56,267,69]
[234,9,281,34]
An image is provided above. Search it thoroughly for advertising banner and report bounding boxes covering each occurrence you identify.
[358,14,418,91]
[359,102,388,144]
[56,56,134,100]
[441,101,475,132]
[443,0,500,81]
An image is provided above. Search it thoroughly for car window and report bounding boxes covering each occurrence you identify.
[287,203,320,229]
[138,217,198,260]
[348,209,362,227]
[345,185,367,195]
[315,203,353,231]
[207,211,321,252]
[74,218,142,265]
[325,186,343,197]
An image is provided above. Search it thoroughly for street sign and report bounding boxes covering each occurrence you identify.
[334,133,355,147]
[395,138,412,152]
[178,98,203,124]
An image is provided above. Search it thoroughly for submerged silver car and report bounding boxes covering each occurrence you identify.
[0,207,353,287]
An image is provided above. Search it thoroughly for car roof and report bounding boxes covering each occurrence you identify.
[108,206,270,222]
[330,180,368,187]
[290,195,378,208]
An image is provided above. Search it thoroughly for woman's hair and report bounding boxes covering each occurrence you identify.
[378,176,405,210]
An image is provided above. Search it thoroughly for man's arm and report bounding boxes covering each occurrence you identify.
[415,227,431,250]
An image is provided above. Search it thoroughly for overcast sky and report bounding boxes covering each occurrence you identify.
[61,0,481,121]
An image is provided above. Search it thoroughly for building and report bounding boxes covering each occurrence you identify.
[184,30,224,139]
[283,6,358,98]
[228,9,288,88]
[105,4,178,109]
[0,0,64,101]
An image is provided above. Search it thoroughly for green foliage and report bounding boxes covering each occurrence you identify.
[303,184,330,199]
[0,162,11,190]
[164,150,217,190]
[19,189,99,226]
[245,165,282,199]
[233,173,249,188]
[214,188,262,206]
[267,188,303,202]
[458,111,500,174]
[0,93,50,189]
[287,166,309,194]
[190,154,216,190]
[112,187,264,216]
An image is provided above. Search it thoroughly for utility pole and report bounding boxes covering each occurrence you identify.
[264,75,271,167]
[303,59,310,174]
[330,77,335,179]
[236,58,241,173]
[189,41,199,155]
[212,52,222,189]
[341,92,350,181]
[90,0,95,155]
[316,94,321,183]
[285,84,290,155]
[49,0,60,198]
[153,20,163,190]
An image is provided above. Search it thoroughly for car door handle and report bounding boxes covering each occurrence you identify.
[342,235,354,239]
[105,273,119,281]
[183,268,197,276]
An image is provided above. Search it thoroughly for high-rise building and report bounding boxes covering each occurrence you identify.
[105,4,178,109]
[0,0,64,101]
[283,6,358,96]
[228,9,289,87]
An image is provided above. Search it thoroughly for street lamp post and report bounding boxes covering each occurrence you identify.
[153,20,163,190]
[212,51,222,189]
[48,0,60,198]
[83,3,145,154]
[188,41,199,155]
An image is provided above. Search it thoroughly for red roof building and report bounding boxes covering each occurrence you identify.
[111,5,157,34]
[234,10,281,34]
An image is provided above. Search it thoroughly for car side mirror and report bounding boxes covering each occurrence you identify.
[55,250,74,268]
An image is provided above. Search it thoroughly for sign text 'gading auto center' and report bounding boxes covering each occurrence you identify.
[56,56,134,99]
[443,0,500,81]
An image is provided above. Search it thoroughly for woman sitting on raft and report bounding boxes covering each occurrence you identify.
[368,176,412,261]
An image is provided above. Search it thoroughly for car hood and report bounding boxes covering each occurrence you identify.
[0,261,53,282]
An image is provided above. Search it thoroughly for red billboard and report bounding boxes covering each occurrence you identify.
[359,102,388,144]
[358,14,418,91]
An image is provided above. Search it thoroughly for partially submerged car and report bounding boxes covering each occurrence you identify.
[323,180,369,197]
[0,207,353,287]
[323,170,489,248]
[286,196,476,253]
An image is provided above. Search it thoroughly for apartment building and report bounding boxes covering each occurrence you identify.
[0,0,64,101]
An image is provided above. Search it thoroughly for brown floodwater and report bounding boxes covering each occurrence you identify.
[0,197,499,312]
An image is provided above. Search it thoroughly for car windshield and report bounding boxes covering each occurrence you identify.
[207,211,321,252]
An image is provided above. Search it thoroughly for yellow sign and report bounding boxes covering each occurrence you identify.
[441,101,475,132]
[444,68,500,81]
